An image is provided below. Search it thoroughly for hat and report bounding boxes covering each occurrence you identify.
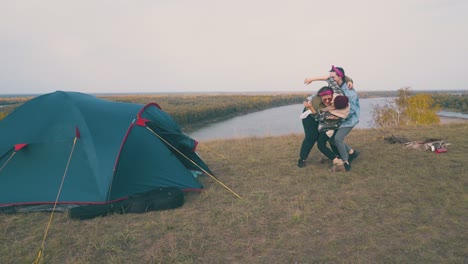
[334,95,349,109]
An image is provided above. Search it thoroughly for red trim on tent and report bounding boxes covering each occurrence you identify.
[138,102,162,116]
[115,102,162,169]
[137,102,162,120]
[110,103,161,197]
[135,103,161,127]
[135,117,149,127]
[192,140,199,152]
[75,126,81,138]
[113,123,135,170]
[14,144,27,151]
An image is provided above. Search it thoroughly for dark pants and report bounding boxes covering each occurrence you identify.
[317,132,339,160]
[299,110,319,160]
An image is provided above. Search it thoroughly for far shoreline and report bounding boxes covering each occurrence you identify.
[439,116,468,124]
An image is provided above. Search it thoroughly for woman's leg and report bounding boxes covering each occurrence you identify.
[317,132,337,161]
[299,113,319,162]
[329,134,341,158]
[330,127,353,162]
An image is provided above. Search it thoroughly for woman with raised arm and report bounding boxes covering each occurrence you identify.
[297,66,354,168]
[303,66,360,171]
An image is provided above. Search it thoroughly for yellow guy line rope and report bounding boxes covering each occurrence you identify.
[146,127,242,199]
[33,137,78,264]
[0,151,16,174]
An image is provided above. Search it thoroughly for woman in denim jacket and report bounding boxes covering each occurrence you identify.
[304,66,360,171]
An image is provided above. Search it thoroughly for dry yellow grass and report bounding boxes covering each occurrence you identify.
[1,123,467,263]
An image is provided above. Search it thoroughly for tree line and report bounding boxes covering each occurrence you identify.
[2,92,467,128]
[104,94,306,129]
[0,94,308,125]
[432,94,468,113]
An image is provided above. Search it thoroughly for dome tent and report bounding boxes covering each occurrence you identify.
[0,91,211,217]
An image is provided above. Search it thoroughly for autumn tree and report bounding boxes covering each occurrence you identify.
[404,94,440,124]
[372,87,440,127]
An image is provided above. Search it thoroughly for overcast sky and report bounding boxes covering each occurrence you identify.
[1,0,467,94]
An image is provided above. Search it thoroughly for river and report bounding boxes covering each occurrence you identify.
[188,98,467,141]
[437,111,468,119]
[188,98,385,141]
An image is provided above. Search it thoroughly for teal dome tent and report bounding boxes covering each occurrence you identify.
[0,91,210,215]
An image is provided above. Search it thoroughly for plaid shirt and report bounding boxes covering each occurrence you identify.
[326,77,344,95]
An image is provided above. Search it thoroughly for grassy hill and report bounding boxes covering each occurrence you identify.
[1,123,467,263]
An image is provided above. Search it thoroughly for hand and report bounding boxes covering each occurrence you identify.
[303,101,310,107]
[304,78,313,85]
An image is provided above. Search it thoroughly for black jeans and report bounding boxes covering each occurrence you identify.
[317,132,339,160]
[299,110,319,160]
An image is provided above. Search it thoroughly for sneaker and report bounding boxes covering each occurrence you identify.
[297,159,306,168]
[344,162,351,172]
[348,150,360,163]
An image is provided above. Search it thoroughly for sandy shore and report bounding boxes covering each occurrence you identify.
[439,116,468,124]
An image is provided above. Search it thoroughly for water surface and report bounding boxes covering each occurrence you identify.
[189,98,388,141]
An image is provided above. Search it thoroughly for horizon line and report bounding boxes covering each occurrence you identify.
[0,89,467,97]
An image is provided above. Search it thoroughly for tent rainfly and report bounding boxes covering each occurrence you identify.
[0,91,211,217]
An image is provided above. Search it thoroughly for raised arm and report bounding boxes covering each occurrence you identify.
[304,75,329,85]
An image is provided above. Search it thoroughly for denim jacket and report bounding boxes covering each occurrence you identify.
[340,83,360,127]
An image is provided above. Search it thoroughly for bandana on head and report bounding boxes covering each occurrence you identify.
[318,90,333,97]
[331,65,344,78]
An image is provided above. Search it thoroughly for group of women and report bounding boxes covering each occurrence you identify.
[297,66,361,171]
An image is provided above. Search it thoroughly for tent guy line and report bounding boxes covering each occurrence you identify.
[146,126,242,199]
[34,135,79,264]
